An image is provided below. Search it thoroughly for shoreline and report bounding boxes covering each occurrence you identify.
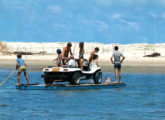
[1,59,165,73]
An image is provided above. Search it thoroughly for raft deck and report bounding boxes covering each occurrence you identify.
[16,83,126,90]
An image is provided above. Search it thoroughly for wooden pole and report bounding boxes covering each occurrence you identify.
[0,71,16,87]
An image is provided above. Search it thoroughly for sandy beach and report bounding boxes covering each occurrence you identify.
[0,59,165,73]
[0,41,165,73]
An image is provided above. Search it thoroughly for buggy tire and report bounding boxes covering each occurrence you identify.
[70,72,80,85]
[44,78,53,84]
[94,71,102,84]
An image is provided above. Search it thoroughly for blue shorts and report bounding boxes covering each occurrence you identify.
[114,63,121,69]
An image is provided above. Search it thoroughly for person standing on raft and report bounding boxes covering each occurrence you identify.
[111,46,125,83]
[16,53,30,86]
[62,42,73,64]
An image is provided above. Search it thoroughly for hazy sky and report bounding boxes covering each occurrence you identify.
[0,0,165,44]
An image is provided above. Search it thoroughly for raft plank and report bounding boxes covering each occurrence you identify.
[16,83,126,90]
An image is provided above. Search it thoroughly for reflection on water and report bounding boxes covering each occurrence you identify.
[0,69,165,120]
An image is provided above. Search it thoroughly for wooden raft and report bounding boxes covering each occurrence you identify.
[16,83,126,90]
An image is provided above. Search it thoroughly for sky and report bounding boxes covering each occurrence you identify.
[0,0,165,44]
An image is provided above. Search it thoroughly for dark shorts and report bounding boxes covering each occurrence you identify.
[114,63,121,69]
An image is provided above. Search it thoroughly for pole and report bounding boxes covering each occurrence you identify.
[0,70,16,87]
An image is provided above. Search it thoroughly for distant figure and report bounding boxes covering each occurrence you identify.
[16,53,30,86]
[55,49,63,67]
[105,77,111,84]
[79,42,85,70]
[88,47,99,66]
[91,54,99,68]
[144,52,161,57]
[62,42,73,64]
[110,46,125,83]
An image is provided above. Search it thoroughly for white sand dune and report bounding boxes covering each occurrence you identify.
[0,41,165,63]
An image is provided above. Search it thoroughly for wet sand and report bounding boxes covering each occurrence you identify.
[1,60,165,73]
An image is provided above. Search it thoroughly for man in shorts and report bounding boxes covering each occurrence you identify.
[110,46,125,83]
[62,42,73,64]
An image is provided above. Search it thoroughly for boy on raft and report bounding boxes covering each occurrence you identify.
[16,53,30,86]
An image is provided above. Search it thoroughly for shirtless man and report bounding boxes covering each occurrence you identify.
[62,42,73,64]
[110,46,125,83]
[88,47,99,66]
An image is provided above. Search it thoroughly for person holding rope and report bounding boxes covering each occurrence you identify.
[16,53,30,86]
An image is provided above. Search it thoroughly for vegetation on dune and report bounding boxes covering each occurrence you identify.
[0,41,9,55]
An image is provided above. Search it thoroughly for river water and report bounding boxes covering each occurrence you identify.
[0,69,165,120]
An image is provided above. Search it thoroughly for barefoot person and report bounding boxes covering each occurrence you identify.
[62,42,73,64]
[16,53,30,86]
[79,42,85,70]
[110,46,125,83]
[88,47,99,66]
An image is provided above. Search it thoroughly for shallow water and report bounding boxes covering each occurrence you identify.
[0,69,165,120]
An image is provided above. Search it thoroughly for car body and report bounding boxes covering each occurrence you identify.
[42,66,102,85]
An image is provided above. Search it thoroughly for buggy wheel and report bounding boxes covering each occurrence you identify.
[70,72,80,85]
[94,71,102,84]
[44,78,53,84]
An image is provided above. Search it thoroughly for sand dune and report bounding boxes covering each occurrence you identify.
[1,41,165,60]
[0,41,165,73]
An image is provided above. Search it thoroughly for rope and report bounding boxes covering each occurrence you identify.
[0,70,16,87]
